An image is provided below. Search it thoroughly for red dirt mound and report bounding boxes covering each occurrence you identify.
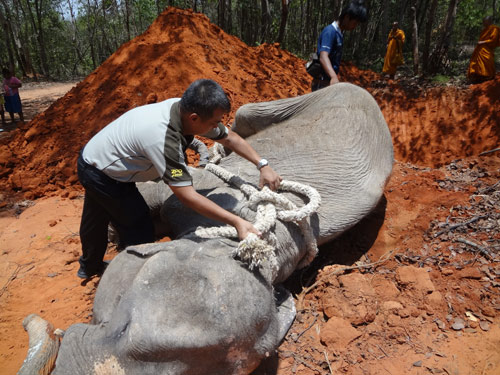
[340,64,499,166]
[371,77,500,167]
[0,7,311,200]
[0,7,499,202]
[1,7,499,202]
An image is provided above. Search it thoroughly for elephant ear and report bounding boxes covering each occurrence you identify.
[223,83,394,246]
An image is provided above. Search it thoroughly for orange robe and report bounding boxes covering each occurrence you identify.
[467,24,500,79]
[383,29,405,75]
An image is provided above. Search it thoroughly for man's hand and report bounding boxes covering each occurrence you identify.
[234,217,261,240]
[330,76,340,85]
[319,51,340,85]
[170,184,262,241]
[217,130,282,191]
[259,166,282,191]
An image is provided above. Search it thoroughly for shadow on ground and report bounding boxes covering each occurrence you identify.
[252,196,388,374]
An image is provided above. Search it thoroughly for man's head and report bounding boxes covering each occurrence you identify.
[180,79,230,135]
[2,68,12,78]
[392,21,399,30]
[339,0,368,31]
[483,16,493,27]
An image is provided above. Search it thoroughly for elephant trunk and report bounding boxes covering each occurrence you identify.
[188,137,210,166]
[18,314,63,375]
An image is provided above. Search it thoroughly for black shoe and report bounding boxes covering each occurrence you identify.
[77,261,109,279]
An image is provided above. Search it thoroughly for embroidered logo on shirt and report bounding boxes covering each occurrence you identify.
[171,169,183,178]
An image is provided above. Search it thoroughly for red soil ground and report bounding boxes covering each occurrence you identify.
[1,7,499,375]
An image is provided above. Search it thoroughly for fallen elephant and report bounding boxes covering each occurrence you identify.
[20,83,393,374]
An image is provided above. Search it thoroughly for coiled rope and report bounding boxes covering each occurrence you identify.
[195,163,321,278]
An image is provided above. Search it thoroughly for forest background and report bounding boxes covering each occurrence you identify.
[0,0,499,82]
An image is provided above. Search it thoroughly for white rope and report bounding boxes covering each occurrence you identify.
[207,143,226,165]
[195,163,321,276]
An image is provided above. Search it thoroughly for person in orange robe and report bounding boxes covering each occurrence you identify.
[467,16,500,83]
[383,22,405,79]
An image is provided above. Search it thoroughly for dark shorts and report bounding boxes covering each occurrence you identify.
[4,93,22,113]
[77,153,154,267]
[311,79,330,92]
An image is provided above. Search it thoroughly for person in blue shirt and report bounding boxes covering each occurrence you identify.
[312,0,368,91]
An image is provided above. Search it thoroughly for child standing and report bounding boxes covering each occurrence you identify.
[2,68,24,123]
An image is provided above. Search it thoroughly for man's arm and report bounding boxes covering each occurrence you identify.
[169,184,260,240]
[319,51,340,85]
[478,27,499,46]
[216,129,282,191]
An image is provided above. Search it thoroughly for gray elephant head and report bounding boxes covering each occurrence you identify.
[21,83,393,374]
[53,239,283,374]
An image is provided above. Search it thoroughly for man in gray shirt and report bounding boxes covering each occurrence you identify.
[77,79,281,279]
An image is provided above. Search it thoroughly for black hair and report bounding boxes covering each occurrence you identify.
[180,79,230,120]
[340,0,368,23]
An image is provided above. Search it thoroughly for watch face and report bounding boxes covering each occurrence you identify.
[258,159,268,169]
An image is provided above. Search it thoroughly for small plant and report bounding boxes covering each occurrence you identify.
[431,74,450,84]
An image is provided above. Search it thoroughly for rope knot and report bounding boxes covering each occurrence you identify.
[195,163,321,275]
[233,233,278,272]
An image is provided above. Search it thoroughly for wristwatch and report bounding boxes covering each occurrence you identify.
[257,158,269,170]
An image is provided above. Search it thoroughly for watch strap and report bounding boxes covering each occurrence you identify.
[257,158,269,170]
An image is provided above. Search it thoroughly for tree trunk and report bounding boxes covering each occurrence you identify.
[218,0,226,30]
[20,0,49,76]
[260,0,271,43]
[365,0,382,48]
[227,0,232,34]
[10,0,37,76]
[98,0,114,60]
[411,4,420,75]
[66,0,86,75]
[299,0,305,54]
[399,0,409,23]
[428,0,459,73]
[277,0,289,44]
[124,0,131,41]
[34,0,50,77]
[417,0,430,34]
[381,0,390,44]
[422,0,437,72]
[0,2,18,74]
[86,0,98,70]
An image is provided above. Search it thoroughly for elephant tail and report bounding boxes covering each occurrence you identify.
[18,314,63,375]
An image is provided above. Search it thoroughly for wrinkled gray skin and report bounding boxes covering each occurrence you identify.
[53,83,393,374]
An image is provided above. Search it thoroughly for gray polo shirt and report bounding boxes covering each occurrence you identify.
[82,98,227,186]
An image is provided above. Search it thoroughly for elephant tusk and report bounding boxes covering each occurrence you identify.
[18,314,63,375]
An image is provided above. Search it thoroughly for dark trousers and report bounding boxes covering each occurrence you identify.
[311,78,329,92]
[77,153,154,271]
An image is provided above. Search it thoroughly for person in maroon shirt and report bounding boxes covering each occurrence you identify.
[2,68,24,123]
